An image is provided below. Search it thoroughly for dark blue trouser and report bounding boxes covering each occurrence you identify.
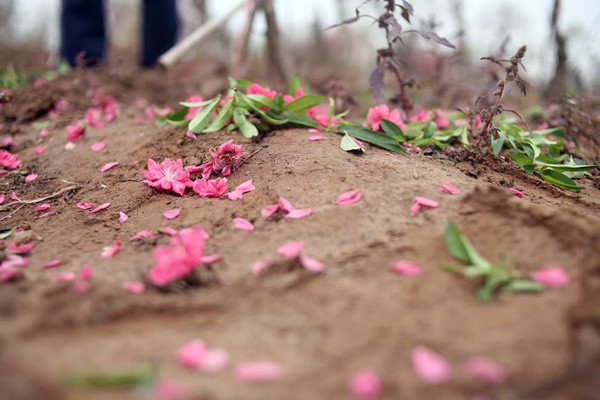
[60,0,179,67]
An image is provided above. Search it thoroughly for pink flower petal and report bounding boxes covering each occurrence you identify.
[77,202,94,210]
[54,272,76,282]
[277,241,305,259]
[74,281,90,294]
[132,230,154,240]
[410,202,421,217]
[99,161,119,173]
[91,142,105,152]
[118,211,129,224]
[233,217,254,231]
[349,370,382,400]
[252,259,272,276]
[227,180,256,200]
[391,260,423,276]
[200,254,221,265]
[439,183,460,195]
[201,349,230,373]
[40,128,49,137]
[261,204,279,217]
[0,194,5,204]
[336,189,362,205]
[415,196,439,208]
[35,203,51,212]
[309,135,326,141]
[34,145,47,155]
[24,173,38,183]
[176,340,228,372]
[91,202,111,213]
[509,188,524,198]
[532,266,570,288]
[123,281,146,294]
[234,361,283,383]
[10,191,20,201]
[163,208,181,220]
[79,266,94,280]
[286,208,313,219]
[411,346,452,384]
[278,196,294,213]
[43,259,64,269]
[463,357,508,385]
[299,254,325,272]
[101,240,121,259]
[153,378,186,400]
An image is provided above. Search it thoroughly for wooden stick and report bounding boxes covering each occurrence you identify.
[0,186,80,212]
[159,0,247,68]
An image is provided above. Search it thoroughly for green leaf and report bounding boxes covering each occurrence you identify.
[179,98,217,108]
[233,109,259,138]
[340,133,365,153]
[0,226,16,240]
[477,273,511,303]
[455,125,470,146]
[203,98,234,133]
[423,122,437,138]
[444,222,490,269]
[187,96,221,133]
[338,124,406,153]
[32,121,50,130]
[509,152,534,166]
[380,119,405,138]
[282,95,326,113]
[63,364,157,388]
[503,279,545,293]
[522,140,541,161]
[538,169,583,192]
[278,111,319,128]
[287,75,302,95]
[156,107,189,126]
[537,163,599,173]
[238,94,288,126]
[491,133,506,155]
[245,94,277,110]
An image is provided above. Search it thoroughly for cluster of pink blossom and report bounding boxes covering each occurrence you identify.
[0,149,22,172]
[148,226,218,286]
[366,104,450,132]
[0,232,33,283]
[64,90,121,142]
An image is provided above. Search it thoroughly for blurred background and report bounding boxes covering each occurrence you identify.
[1,0,599,98]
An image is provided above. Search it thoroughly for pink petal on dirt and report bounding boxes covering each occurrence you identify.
[91,202,111,213]
[79,266,94,280]
[153,378,187,400]
[185,130,196,139]
[43,259,64,269]
[227,180,256,200]
[410,202,421,217]
[234,361,283,383]
[439,183,460,195]
[415,196,439,208]
[54,272,76,282]
[77,202,94,210]
[176,340,208,370]
[163,208,181,220]
[278,196,294,213]
[463,357,508,385]
[277,241,305,259]
[299,254,325,272]
[35,204,51,212]
[411,346,452,384]
[11,191,20,201]
[201,349,230,373]
[40,128,49,137]
[391,260,423,276]
[6,241,34,254]
[286,208,313,219]
[99,161,119,173]
[74,281,90,294]
[91,142,105,152]
[261,204,279,217]
[233,217,254,231]
[101,240,121,259]
[124,281,146,294]
[118,211,129,224]
[348,369,382,400]
[532,266,570,288]
[252,259,272,276]
[309,135,326,141]
[132,230,154,240]
[34,145,46,154]
[336,189,362,205]
[200,254,221,265]
[0,194,5,204]
[160,227,179,236]
[509,188,524,198]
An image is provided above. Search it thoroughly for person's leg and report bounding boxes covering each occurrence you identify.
[60,0,106,67]
[141,0,179,67]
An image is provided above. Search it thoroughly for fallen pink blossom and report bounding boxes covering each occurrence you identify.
[176,340,229,373]
[6,241,34,254]
[185,130,196,139]
[439,183,460,195]
[200,254,221,265]
[34,145,46,155]
[163,208,181,220]
[299,254,325,272]
[391,260,423,276]
[286,208,313,219]
[532,266,570,288]
[160,227,180,236]
[24,173,38,183]
[66,122,85,142]
[79,266,94,280]
[34,78,46,88]
[252,259,272,275]
[509,188,524,198]
[336,189,362,205]
[0,149,22,170]
[10,191,20,201]
[234,361,283,383]
[77,202,94,210]
[132,230,154,240]
[54,272,76,282]
[227,180,256,200]
[124,281,146,294]
[192,178,227,198]
[198,139,244,179]
[91,142,105,152]
[91,202,111,213]
[153,378,187,400]
[309,135,326,141]
[85,107,105,128]
[74,281,90,294]
[3,254,28,268]
[118,211,129,224]
[246,83,277,99]
[278,196,294,213]
[43,259,64,269]
[0,265,23,283]
[40,128,49,137]
[367,104,406,131]
[0,194,4,204]
[35,204,51,212]
[261,204,279,217]
[411,197,439,217]
[463,357,507,385]
[277,241,305,259]
[411,346,452,384]
[348,370,382,400]
[101,240,121,259]
[233,217,254,231]
[143,158,192,196]
[134,115,145,124]
[99,162,120,173]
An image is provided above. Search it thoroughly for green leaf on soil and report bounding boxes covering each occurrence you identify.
[338,124,406,153]
[340,133,365,153]
[503,279,545,293]
[233,108,259,138]
[63,364,157,388]
[0,226,16,240]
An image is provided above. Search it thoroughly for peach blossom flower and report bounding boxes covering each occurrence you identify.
[66,122,86,142]
[176,339,229,373]
[433,109,449,129]
[246,83,277,99]
[192,178,227,198]
[143,158,192,196]
[367,104,405,132]
[198,140,244,179]
[0,149,22,170]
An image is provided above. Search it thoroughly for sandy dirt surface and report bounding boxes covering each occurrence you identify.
[1,59,600,400]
